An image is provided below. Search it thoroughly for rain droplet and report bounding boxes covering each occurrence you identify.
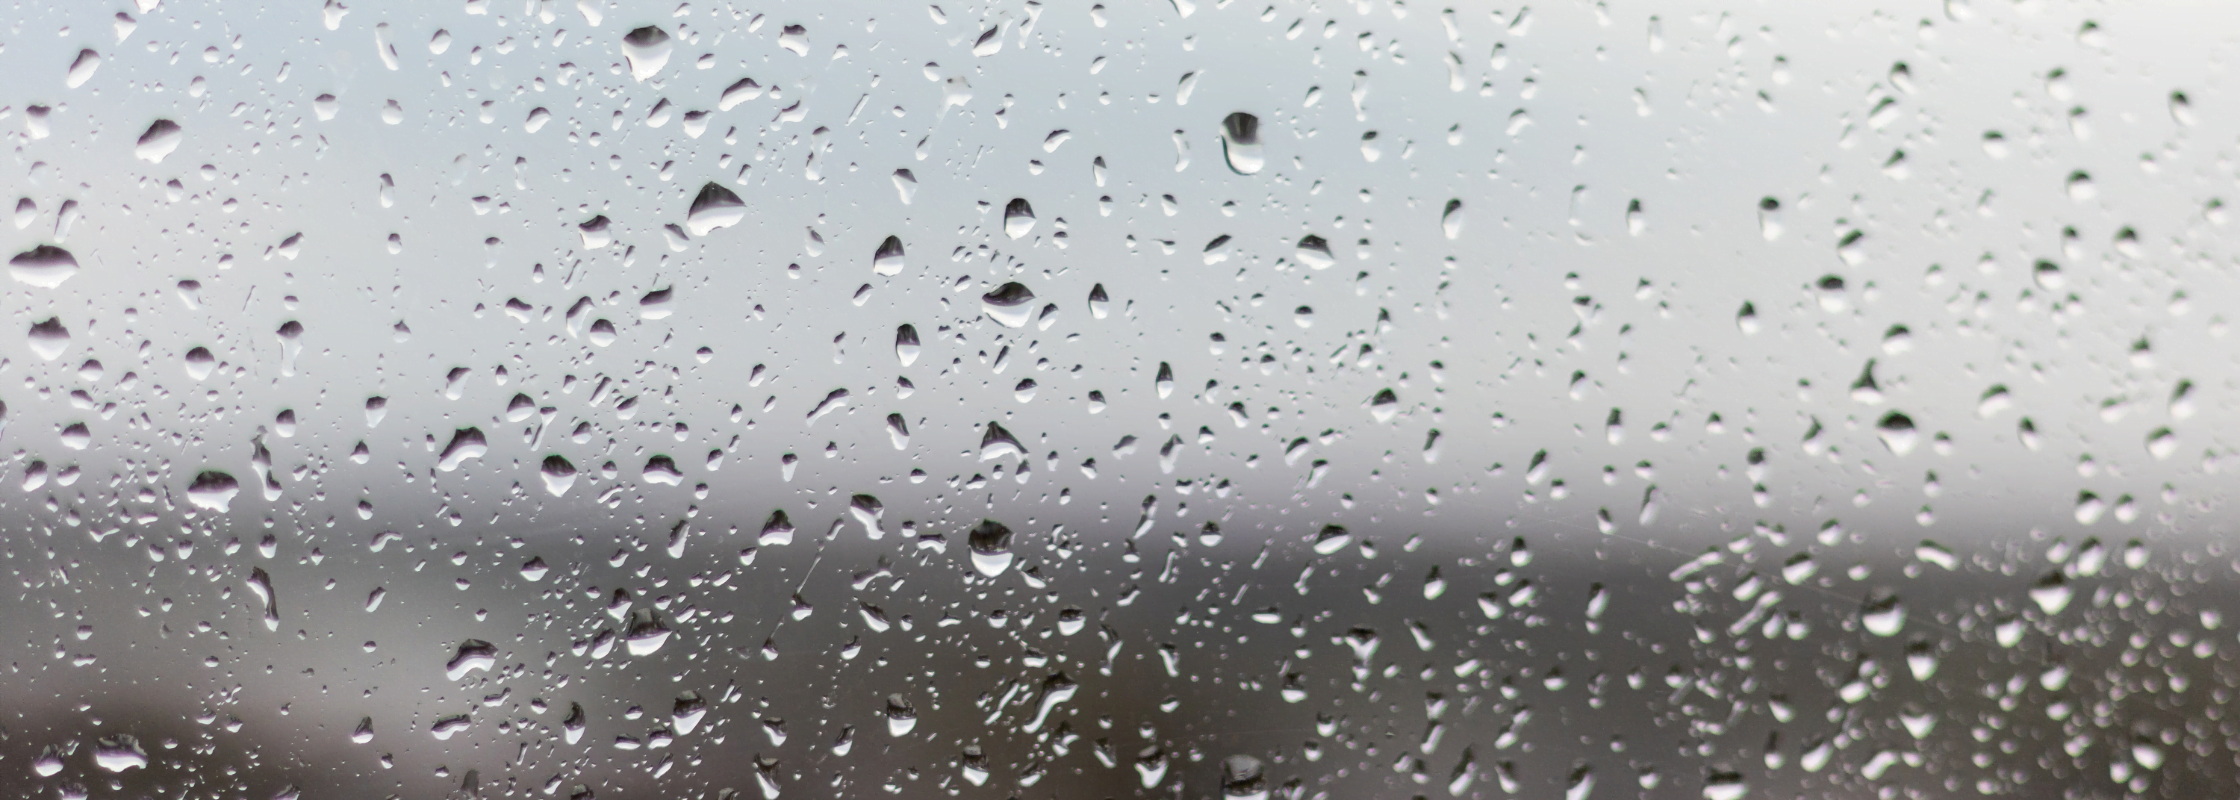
[245,566,279,631]
[445,639,497,680]
[1368,388,1401,423]
[1222,755,1268,800]
[135,119,183,163]
[437,428,488,471]
[1294,235,1333,270]
[620,26,673,81]
[778,24,809,56]
[885,694,917,736]
[26,317,69,361]
[540,455,577,496]
[967,519,1017,577]
[624,609,672,655]
[979,421,1026,461]
[1312,524,1353,555]
[1860,590,1905,636]
[981,282,1036,327]
[65,49,102,89]
[92,736,147,772]
[686,183,745,235]
[894,324,920,366]
[1219,112,1263,175]
[187,470,240,512]
[9,245,79,287]
[1874,411,1917,455]
[872,235,906,276]
[1441,199,1465,239]
[1003,198,1036,239]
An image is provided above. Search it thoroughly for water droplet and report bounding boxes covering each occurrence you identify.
[778,24,809,56]
[1312,524,1352,555]
[1861,590,1905,636]
[1222,755,1267,800]
[884,694,916,736]
[437,428,488,471]
[981,282,1036,327]
[135,119,182,163]
[624,608,672,655]
[979,421,1025,462]
[1368,388,1401,423]
[1294,235,1333,269]
[1441,199,1465,239]
[1218,112,1263,175]
[2029,572,2072,615]
[187,470,239,512]
[92,735,147,772]
[245,566,279,631]
[1003,198,1036,239]
[620,26,673,81]
[445,639,497,680]
[350,717,375,744]
[32,746,64,777]
[540,455,577,496]
[668,691,709,735]
[686,183,745,235]
[1875,411,1917,455]
[26,317,69,361]
[9,245,79,287]
[894,324,921,366]
[969,519,1016,577]
[65,49,102,89]
[1701,771,1748,800]
[873,235,906,275]
[562,702,586,744]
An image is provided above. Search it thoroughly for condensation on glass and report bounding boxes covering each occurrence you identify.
[1,1,2235,799]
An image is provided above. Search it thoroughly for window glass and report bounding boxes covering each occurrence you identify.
[4,2,2236,799]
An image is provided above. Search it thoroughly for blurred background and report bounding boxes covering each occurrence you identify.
[1,1,2237,798]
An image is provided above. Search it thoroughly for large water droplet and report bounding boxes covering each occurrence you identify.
[873,235,906,276]
[1003,198,1036,239]
[1312,524,1352,555]
[885,694,917,736]
[1219,112,1263,175]
[982,282,1036,327]
[979,421,1026,461]
[437,428,488,471]
[894,324,920,366]
[92,736,147,772]
[540,455,577,496]
[187,470,240,512]
[968,519,1016,577]
[686,182,745,235]
[65,49,102,89]
[135,119,182,163]
[26,317,70,361]
[620,26,673,81]
[1222,755,1268,800]
[1294,235,1333,270]
[445,639,497,680]
[624,608,672,655]
[1861,590,1905,636]
[245,566,279,631]
[8,245,79,287]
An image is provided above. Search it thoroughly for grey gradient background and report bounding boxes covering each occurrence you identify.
[2,1,2239,799]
